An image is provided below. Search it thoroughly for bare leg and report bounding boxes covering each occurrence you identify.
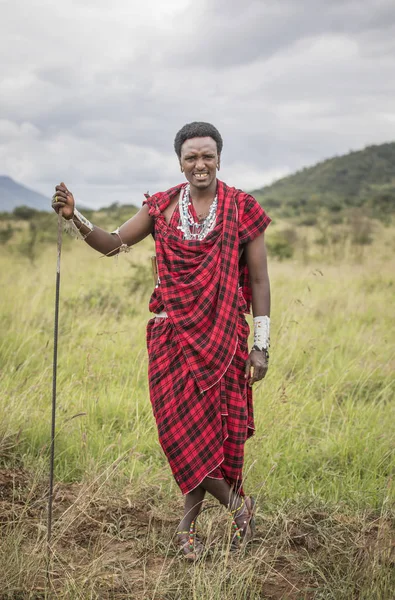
[200,477,248,527]
[176,477,251,557]
[178,485,206,532]
[178,477,242,531]
[200,477,240,509]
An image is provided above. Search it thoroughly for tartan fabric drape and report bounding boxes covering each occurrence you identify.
[143,180,270,493]
[146,313,253,494]
[145,181,240,392]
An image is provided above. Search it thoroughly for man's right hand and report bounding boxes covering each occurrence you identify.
[52,182,75,220]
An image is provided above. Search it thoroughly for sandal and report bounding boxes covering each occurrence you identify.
[229,496,256,551]
[176,519,205,561]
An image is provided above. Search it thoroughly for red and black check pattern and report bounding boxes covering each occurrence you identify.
[144,180,270,494]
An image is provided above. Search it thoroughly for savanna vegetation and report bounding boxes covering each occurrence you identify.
[253,142,395,223]
[0,204,394,599]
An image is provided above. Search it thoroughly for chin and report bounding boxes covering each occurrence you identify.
[190,176,215,188]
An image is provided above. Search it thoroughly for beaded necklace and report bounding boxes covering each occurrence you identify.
[177,184,218,240]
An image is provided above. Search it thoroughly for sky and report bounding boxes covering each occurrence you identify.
[1,0,395,208]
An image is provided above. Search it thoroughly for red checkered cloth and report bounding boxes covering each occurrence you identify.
[144,180,270,494]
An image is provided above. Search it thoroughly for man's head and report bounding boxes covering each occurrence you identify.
[174,122,223,191]
[174,122,223,159]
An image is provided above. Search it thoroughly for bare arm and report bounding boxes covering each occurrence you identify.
[244,232,271,386]
[244,232,271,318]
[85,205,154,256]
[52,183,153,256]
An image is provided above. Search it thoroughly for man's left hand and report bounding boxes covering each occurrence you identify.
[245,349,269,387]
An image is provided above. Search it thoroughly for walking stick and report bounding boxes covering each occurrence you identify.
[47,208,63,567]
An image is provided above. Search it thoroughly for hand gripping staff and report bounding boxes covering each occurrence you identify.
[47,209,63,571]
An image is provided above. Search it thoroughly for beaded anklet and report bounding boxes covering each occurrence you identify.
[176,519,196,555]
[229,497,247,542]
[229,498,248,550]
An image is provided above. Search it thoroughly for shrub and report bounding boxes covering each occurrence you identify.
[298,215,317,226]
[13,206,38,221]
[347,210,373,245]
[0,225,14,244]
[266,228,297,260]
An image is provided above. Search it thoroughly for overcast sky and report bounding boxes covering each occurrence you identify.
[1,0,395,207]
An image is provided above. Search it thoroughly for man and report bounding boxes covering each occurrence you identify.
[52,121,271,559]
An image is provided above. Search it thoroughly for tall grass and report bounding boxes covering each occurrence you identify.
[0,222,394,599]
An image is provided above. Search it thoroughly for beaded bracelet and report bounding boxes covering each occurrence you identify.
[62,207,94,241]
[253,315,270,351]
[111,227,131,253]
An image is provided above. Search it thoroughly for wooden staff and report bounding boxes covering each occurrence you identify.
[47,209,63,576]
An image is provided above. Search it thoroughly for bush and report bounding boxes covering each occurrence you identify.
[298,215,317,226]
[0,225,14,244]
[17,221,39,264]
[266,228,298,260]
[125,261,156,296]
[347,210,373,245]
[13,206,38,221]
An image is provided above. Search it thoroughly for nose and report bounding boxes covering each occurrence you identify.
[195,157,206,170]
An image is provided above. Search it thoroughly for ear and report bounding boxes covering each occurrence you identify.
[179,159,184,173]
[217,155,221,171]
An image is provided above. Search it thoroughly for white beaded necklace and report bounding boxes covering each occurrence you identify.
[177,184,218,240]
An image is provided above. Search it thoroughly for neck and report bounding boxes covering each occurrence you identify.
[189,179,217,202]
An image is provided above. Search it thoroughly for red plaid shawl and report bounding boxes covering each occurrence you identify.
[145,180,268,392]
[144,181,271,493]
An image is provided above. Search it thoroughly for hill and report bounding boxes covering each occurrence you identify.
[0,176,50,212]
[253,142,395,221]
[2,141,395,221]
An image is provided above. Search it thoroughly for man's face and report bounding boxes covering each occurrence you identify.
[180,137,219,191]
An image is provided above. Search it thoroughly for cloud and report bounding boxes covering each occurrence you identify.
[0,0,394,208]
[161,0,395,69]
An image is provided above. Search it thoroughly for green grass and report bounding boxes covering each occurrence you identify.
[0,223,394,599]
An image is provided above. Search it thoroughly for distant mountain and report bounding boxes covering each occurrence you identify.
[3,142,395,219]
[253,142,395,220]
[0,176,50,212]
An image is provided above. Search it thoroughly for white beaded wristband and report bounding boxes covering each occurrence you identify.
[253,315,270,352]
[62,206,94,241]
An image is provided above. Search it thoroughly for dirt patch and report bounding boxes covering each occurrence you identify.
[0,469,394,599]
[0,468,30,501]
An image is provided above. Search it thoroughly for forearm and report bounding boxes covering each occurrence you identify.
[85,226,122,256]
[63,202,153,255]
[54,183,153,253]
[250,277,271,318]
[69,212,122,256]
[250,277,271,354]
[244,233,271,355]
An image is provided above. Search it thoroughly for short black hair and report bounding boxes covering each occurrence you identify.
[174,121,223,158]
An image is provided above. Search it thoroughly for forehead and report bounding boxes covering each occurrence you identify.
[181,136,217,156]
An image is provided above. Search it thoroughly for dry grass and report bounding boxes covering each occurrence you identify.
[0,219,394,598]
[0,468,394,600]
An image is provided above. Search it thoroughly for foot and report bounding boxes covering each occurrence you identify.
[176,520,205,561]
[230,496,256,550]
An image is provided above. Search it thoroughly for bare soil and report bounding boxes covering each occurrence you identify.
[0,469,394,600]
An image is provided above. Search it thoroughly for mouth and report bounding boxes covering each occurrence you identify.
[193,172,209,181]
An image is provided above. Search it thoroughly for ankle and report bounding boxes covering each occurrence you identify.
[177,519,196,537]
[228,496,246,519]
